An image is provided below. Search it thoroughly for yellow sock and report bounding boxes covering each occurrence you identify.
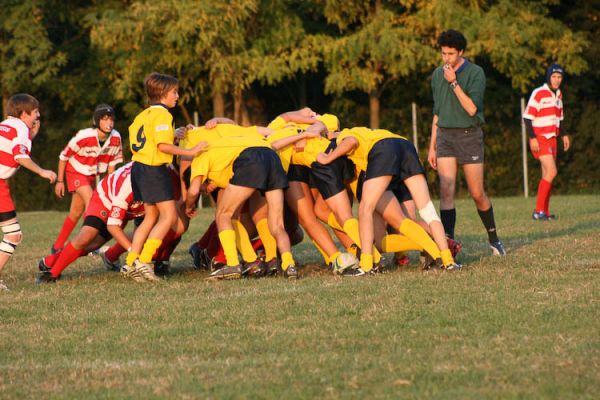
[381,234,423,253]
[359,253,373,272]
[327,213,343,231]
[139,239,162,263]
[346,245,357,257]
[441,249,454,267]
[281,251,295,271]
[256,219,277,261]
[312,240,330,264]
[343,218,382,263]
[126,252,139,267]
[218,229,240,266]
[233,219,257,263]
[398,219,440,260]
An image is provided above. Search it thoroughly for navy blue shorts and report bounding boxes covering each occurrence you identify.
[365,138,424,182]
[131,162,175,204]
[230,147,288,192]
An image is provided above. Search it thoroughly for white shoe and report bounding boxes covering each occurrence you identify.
[121,264,145,283]
[99,246,121,272]
[133,260,161,282]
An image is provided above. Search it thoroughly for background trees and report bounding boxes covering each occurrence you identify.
[3,0,597,210]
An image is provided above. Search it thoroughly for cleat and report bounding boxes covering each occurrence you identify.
[36,271,57,284]
[50,245,62,255]
[423,257,442,271]
[0,280,9,291]
[546,213,558,220]
[133,260,161,282]
[153,261,170,276]
[206,265,242,281]
[121,263,146,283]
[209,257,226,272]
[38,258,51,273]
[99,247,121,272]
[283,264,298,279]
[490,240,507,256]
[265,258,281,276]
[189,244,204,270]
[341,266,368,277]
[443,262,463,271]
[242,259,267,277]
[447,238,462,258]
[532,210,549,221]
[371,258,387,274]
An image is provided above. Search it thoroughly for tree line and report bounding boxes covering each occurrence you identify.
[1,0,598,210]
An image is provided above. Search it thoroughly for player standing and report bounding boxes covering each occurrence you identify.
[50,104,122,253]
[0,94,57,291]
[523,64,569,220]
[427,29,506,256]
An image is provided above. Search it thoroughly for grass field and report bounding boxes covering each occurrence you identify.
[1,195,599,399]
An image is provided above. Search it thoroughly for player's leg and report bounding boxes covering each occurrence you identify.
[52,184,93,252]
[264,188,297,278]
[0,216,21,290]
[312,189,355,251]
[436,157,458,239]
[462,163,505,255]
[537,154,558,217]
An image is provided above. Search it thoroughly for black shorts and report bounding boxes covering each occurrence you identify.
[83,215,111,241]
[230,147,288,192]
[131,162,175,204]
[311,142,355,200]
[365,138,425,182]
[354,171,412,203]
[436,126,484,164]
[0,211,17,223]
[287,164,315,187]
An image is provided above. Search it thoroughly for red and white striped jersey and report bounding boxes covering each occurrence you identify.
[523,83,563,139]
[96,162,144,226]
[60,128,123,176]
[0,118,32,180]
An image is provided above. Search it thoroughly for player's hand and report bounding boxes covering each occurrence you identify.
[298,107,316,118]
[40,169,57,184]
[205,118,221,129]
[175,124,193,140]
[185,205,197,218]
[190,141,208,156]
[443,64,456,83]
[427,147,437,170]
[316,152,331,165]
[529,137,539,153]
[562,135,570,152]
[54,181,65,197]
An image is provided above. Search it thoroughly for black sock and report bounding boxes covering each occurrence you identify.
[477,206,499,243]
[440,208,456,239]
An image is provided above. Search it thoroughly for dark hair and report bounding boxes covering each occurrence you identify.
[144,72,178,104]
[437,29,467,52]
[6,93,39,118]
[93,104,115,127]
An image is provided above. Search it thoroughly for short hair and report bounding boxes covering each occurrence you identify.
[437,29,467,52]
[144,72,179,104]
[6,93,39,118]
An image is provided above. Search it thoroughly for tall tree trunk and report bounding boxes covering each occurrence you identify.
[233,88,243,124]
[178,102,193,125]
[212,91,225,117]
[369,90,380,129]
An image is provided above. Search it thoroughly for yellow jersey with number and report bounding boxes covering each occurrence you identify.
[336,127,406,172]
[129,105,174,166]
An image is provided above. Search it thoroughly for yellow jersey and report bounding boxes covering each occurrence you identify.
[336,127,406,172]
[267,114,339,132]
[129,105,175,166]
[190,135,270,189]
[181,124,262,149]
[291,137,331,167]
[265,126,301,173]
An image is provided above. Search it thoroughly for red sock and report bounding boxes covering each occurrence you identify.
[536,179,552,213]
[44,252,61,268]
[196,221,217,249]
[105,242,126,263]
[159,235,182,261]
[214,245,227,264]
[50,242,84,278]
[206,229,222,258]
[153,229,178,261]
[53,216,77,249]
[543,182,553,215]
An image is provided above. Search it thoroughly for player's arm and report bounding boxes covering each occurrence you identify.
[179,156,192,201]
[443,65,479,116]
[205,117,235,129]
[185,175,203,217]
[54,159,68,197]
[280,108,317,124]
[257,126,275,137]
[428,114,439,170]
[316,136,358,165]
[158,141,207,157]
[107,222,132,251]
[16,157,56,183]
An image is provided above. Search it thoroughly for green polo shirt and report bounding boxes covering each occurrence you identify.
[432,60,485,128]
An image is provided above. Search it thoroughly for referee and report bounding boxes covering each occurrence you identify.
[427,29,506,256]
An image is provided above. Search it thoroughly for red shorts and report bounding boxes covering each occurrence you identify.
[84,191,110,223]
[66,171,96,193]
[531,135,557,160]
[0,179,16,218]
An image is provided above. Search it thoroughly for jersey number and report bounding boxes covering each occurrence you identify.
[131,126,146,152]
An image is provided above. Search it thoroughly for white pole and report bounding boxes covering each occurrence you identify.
[412,102,418,153]
[521,98,529,198]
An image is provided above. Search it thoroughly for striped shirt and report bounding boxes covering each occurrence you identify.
[96,162,144,226]
[523,84,563,139]
[0,118,31,180]
[60,128,123,176]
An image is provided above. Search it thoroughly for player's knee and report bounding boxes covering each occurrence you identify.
[418,201,441,224]
[1,222,22,256]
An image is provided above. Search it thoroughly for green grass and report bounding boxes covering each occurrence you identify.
[1,195,599,399]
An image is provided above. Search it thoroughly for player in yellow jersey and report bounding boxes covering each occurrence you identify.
[184,130,298,280]
[122,72,206,282]
[317,127,462,275]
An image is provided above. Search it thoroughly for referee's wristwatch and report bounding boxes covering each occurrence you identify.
[450,80,458,89]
